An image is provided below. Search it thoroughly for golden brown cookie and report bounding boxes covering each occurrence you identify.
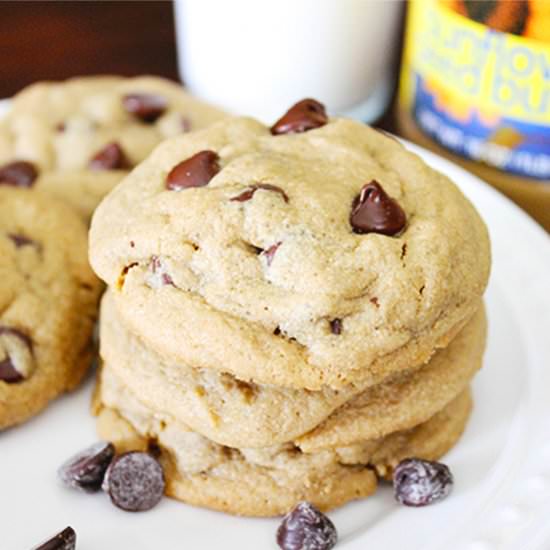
[0,188,102,429]
[99,290,485,448]
[94,365,472,516]
[90,109,490,390]
[0,76,226,219]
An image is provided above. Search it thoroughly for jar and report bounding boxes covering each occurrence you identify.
[398,0,550,230]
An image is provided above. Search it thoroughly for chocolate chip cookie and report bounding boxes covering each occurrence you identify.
[0,188,102,429]
[94,364,472,516]
[89,105,490,390]
[0,76,226,219]
[99,290,486,448]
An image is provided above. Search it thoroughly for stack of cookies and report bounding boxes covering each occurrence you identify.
[89,100,490,516]
[0,76,226,431]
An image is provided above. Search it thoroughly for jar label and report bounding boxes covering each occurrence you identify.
[400,0,550,180]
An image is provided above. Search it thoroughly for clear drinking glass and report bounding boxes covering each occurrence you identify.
[174,0,403,123]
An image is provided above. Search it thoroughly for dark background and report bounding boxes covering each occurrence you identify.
[0,2,179,95]
[0,1,402,130]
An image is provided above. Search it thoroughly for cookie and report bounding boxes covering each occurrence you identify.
[99,290,485,447]
[0,188,102,429]
[94,366,472,516]
[89,109,490,390]
[0,76,226,218]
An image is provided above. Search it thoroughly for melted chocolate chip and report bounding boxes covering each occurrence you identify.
[0,161,38,187]
[58,441,115,493]
[350,180,406,236]
[166,150,220,191]
[89,142,128,171]
[0,327,33,384]
[230,183,289,203]
[7,233,35,248]
[271,99,328,135]
[329,319,342,335]
[122,93,167,123]
[263,242,281,266]
[0,357,24,383]
[33,526,76,550]
[103,451,165,512]
[276,501,337,550]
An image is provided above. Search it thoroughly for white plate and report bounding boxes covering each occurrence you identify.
[1,99,550,550]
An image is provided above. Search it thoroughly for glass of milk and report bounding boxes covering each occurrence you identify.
[174,0,403,123]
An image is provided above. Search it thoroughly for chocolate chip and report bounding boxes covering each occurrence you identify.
[393,458,453,507]
[262,242,281,266]
[350,180,406,236]
[276,501,337,550]
[55,122,66,133]
[89,142,128,171]
[230,183,289,203]
[122,93,167,123]
[271,99,328,135]
[146,255,175,288]
[103,451,165,512]
[166,150,220,191]
[7,233,35,248]
[329,319,342,335]
[58,441,115,493]
[0,161,38,187]
[0,357,24,383]
[33,526,76,550]
[0,327,33,383]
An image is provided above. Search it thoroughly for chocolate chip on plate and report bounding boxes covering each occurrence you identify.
[166,150,220,191]
[102,451,165,512]
[270,99,328,135]
[350,180,406,236]
[0,160,38,187]
[89,142,128,171]
[58,441,115,493]
[122,93,167,123]
[277,501,337,550]
[230,183,289,203]
[393,458,454,507]
[33,526,76,550]
[0,327,34,383]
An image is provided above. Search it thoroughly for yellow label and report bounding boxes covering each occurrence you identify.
[400,0,550,179]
